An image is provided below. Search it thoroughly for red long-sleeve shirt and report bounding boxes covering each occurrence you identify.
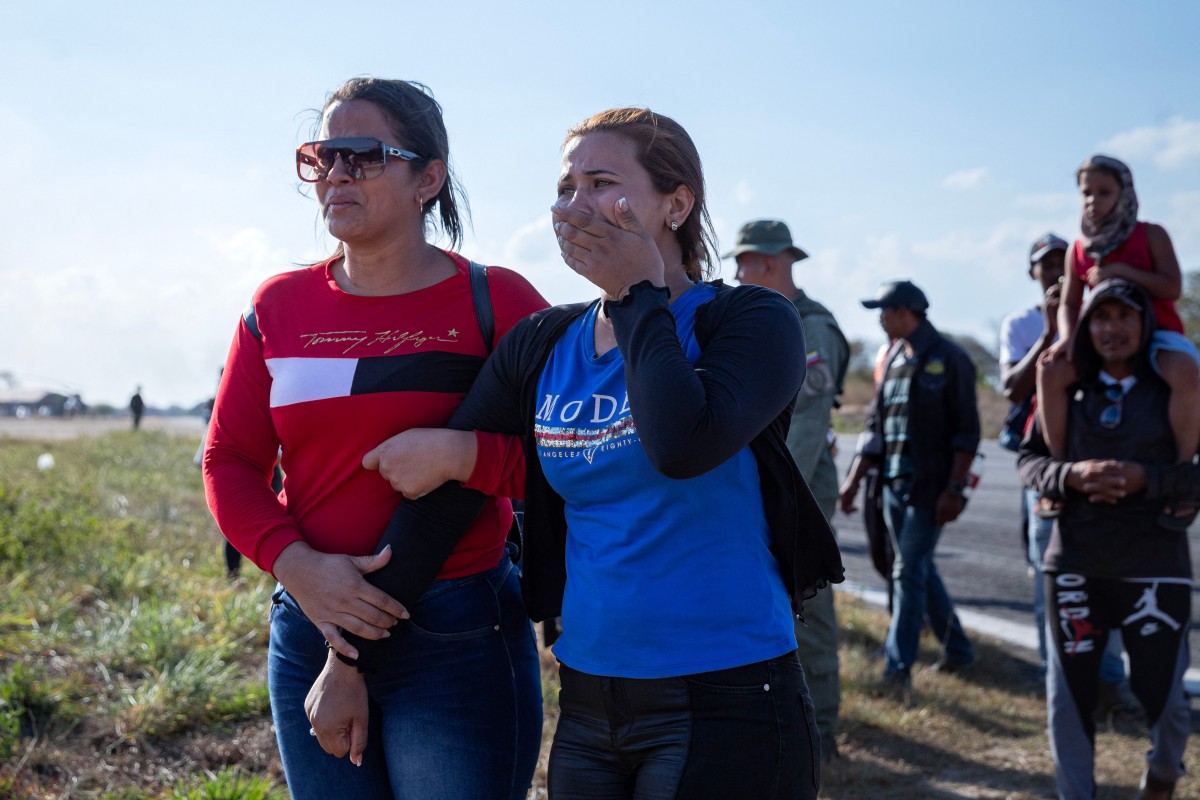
[203,253,546,577]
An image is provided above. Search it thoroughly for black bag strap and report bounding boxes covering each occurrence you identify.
[468,260,496,354]
[243,260,496,351]
[242,302,261,341]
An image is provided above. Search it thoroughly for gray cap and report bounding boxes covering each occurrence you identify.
[1029,233,1069,264]
[860,280,929,312]
[721,219,808,261]
[1081,278,1150,317]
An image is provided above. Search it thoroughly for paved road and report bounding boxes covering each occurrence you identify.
[830,435,1200,680]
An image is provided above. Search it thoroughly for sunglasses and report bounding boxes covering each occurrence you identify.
[296,137,423,183]
[1099,385,1124,429]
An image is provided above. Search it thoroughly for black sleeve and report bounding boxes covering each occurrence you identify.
[605,282,806,479]
[343,318,534,672]
[1143,462,1200,502]
[1016,417,1071,499]
[1017,408,1200,504]
[947,348,982,454]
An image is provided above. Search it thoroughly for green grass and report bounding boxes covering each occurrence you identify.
[1,427,1194,799]
[0,431,283,797]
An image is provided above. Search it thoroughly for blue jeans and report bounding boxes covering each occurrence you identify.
[883,479,973,678]
[267,546,543,800]
[549,652,819,799]
[1026,488,1127,684]
[1026,487,1055,667]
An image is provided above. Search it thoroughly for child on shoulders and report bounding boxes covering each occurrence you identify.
[1037,154,1200,531]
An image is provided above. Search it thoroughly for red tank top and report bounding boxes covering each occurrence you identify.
[1072,222,1184,333]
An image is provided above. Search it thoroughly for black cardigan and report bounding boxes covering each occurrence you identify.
[348,281,844,671]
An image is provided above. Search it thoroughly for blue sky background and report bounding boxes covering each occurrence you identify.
[3,1,1199,406]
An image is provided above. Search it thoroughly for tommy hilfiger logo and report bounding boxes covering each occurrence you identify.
[299,329,462,355]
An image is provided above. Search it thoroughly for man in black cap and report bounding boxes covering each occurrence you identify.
[726,219,848,761]
[838,280,981,690]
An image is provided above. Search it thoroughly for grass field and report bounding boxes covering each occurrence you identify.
[0,426,1194,798]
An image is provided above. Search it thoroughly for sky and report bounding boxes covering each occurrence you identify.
[3,1,1199,408]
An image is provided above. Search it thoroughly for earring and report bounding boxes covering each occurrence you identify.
[416,195,425,213]
[670,220,679,231]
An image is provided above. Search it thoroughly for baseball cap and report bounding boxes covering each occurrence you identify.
[1081,278,1150,318]
[860,280,929,312]
[721,219,809,261]
[1029,233,1069,264]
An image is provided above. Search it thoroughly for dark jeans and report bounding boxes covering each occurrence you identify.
[882,478,973,677]
[267,546,542,799]
[549,652,819,799]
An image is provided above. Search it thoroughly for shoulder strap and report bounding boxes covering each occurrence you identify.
[469,260,496,354]
[243,302,261,341]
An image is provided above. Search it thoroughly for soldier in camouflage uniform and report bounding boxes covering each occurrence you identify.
[727,219,849,762]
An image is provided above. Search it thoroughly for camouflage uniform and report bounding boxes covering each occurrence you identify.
[788,290,849,753]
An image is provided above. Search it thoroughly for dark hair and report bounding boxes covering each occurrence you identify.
[319,78,468,248]
[565,108,718,282]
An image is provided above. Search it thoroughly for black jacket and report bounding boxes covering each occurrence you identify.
[1017,281,1192,579]
[348,281,845,669]
[1018,379,1191,579]
[861,319,981,509]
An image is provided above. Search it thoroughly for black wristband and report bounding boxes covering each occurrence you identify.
[326,639,364,672]
[947,481,967,496]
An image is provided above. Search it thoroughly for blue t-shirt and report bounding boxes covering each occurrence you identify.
[535,284,796,678]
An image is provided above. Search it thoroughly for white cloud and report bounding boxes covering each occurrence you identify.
[498,215,595,307]
[734,179,754,205]
[503,217,555,265]
[1013,191,1077,215]
[1098,117,1200,170]
[940,168,988,191]
[1161,190,1200,269]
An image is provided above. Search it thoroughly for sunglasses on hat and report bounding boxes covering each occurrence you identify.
[296,137,423,183]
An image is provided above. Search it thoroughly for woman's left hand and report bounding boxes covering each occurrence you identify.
[305,652,369,766]
[364,428,478,499]
[552,197,665,299]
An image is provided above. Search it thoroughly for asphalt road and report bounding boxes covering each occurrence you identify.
[830,435,1200,684]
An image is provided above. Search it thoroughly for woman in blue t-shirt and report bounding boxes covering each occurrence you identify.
[307,107,843,799]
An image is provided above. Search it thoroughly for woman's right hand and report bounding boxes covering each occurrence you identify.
[272,542,408,659]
